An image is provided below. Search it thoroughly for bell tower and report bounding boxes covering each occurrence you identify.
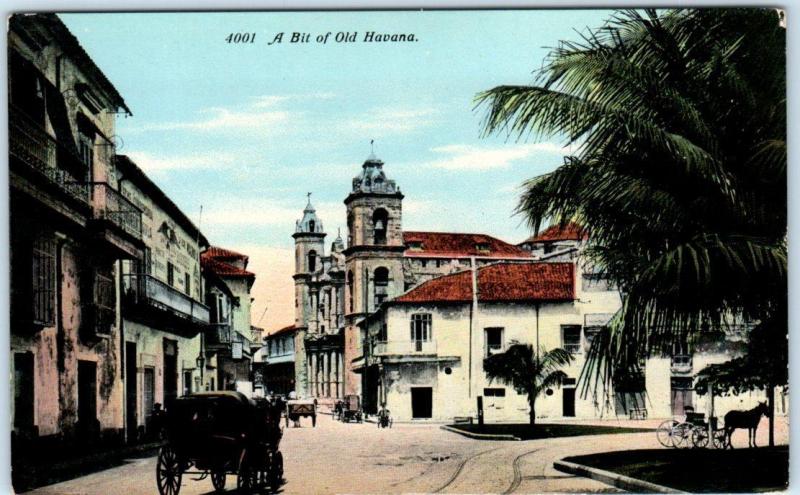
[343,151,405,397]
[292,193,326,397]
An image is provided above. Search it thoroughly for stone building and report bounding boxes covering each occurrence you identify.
[201,247,257,393]
[9,13,140,450]
[115,155,210,441]
[292,197,346,399]
[258,325,298,396]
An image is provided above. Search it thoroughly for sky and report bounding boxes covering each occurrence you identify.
[59,9,614,331]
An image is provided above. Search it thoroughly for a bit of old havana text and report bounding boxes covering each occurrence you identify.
[225,31,419,45]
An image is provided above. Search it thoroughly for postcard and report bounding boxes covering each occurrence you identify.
[7,7,788,494]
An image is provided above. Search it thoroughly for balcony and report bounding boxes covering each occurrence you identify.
[91,183,143,240]
[123,274,210,332]
[374,340,437,356]
[206,323,232,349]
[671,354,693,374]
[9,106,90,208]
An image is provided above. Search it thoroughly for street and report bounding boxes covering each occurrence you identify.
[23,413,787,495]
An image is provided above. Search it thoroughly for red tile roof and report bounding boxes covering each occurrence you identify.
[403,232,532,259]
[203,246,249,261]
[201,257,255,279]
[522,222,588,243]
[268,324,297,338]
[394,262,574,304]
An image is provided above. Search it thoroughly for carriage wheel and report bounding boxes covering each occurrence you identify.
[656,420,678,448]
[237,467,258,492]
[269,451,284,492]
[211,470,226,492]
[672,423,692,448]
[713,429,728,449]
[156,446,182,495]
[691,427,709,448]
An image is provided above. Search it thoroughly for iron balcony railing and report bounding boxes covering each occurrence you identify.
[9,105,90,206]
[91,182,143,240]
[373,340,437,356]
[123,274,210,324]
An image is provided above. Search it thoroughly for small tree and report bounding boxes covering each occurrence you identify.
[483,344,574,425]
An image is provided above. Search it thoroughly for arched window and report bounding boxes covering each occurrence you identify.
[347,270,354,312]
[308,250,317,272]
[373,209,388,245]
[308,220,316,232]
[374,267,389,307]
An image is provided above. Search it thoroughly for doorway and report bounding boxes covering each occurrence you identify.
[125,342,138,442]
[78,360,97,433]
[562,387,576,417]
[143,367,155,425]
[411,387,432,419]
[163,339,178,409]
[13,352,34,430]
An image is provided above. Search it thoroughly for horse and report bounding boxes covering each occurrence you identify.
[723,402,770,448]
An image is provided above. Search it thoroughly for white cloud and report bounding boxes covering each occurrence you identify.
[251,92,335,108]
[345,106,439,135]
[201,199,344,230]
[125,151,237,172]
[128,106,290,133]
[424,142,574,171]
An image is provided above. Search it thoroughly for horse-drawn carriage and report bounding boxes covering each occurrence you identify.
[656,403,770,449]
[334,394,363,423]
[155,391,284,495]
[286,399,317,427]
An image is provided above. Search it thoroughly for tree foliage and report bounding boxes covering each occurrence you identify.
[476,9,786,392]
[483,344,574,424]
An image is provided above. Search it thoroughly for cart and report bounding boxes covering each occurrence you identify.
[286,399,317,427]
[340,394,363,423]
[155,391,284,495]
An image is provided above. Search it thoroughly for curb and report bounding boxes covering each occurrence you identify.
[440,425,521,441]
[553,459,687,494]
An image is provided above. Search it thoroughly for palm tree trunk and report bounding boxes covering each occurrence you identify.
[529,396,536,425]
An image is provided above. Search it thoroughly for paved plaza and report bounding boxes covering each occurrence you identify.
[24,413,788,495]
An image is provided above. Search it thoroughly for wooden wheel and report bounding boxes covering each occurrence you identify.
[211,470,226,492]
[656,419,678,448]
[237,466,258,492]
[156,446,182,495]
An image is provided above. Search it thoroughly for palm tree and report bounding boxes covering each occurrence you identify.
[483,344,574,425]
[475,9,786,419]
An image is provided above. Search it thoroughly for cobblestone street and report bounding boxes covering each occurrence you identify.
[25,413,788,494]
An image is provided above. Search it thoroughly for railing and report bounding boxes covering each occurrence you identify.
[373,340,437,356]
[206,323,232,346]
[9,106,90,206]
[123,274,210,324]
[671,354,693,373]
[91,183,143,240]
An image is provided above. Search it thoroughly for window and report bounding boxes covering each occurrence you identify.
[78,131,94,169]
[183,370,192,395]
[484,388,506,397]
[410,313,432,342]
[408,241,423,251]
[308,220,315,232]
[373,209,388,245]
[347,271,354,312]
[435,260,442,268]
[308,250,317,273]
[374,267,389,307]
[475,242,490,253]
[32,236,56,326]
[484,327,504,357]
[184,273,191,296]
[378,323,388,341]
[561,325,582,353]
[420,259,427,268]
[584,326,602,348]
[167,262,175,287]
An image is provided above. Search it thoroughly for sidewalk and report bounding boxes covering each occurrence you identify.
[13,440,163,493]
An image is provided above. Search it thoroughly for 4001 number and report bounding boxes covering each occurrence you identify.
[225,33,256,43]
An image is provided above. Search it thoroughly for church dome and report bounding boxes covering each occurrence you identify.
[295,195,324,234]
[351,152,399,194]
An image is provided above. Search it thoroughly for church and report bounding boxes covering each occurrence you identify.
[289,152,541,404]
